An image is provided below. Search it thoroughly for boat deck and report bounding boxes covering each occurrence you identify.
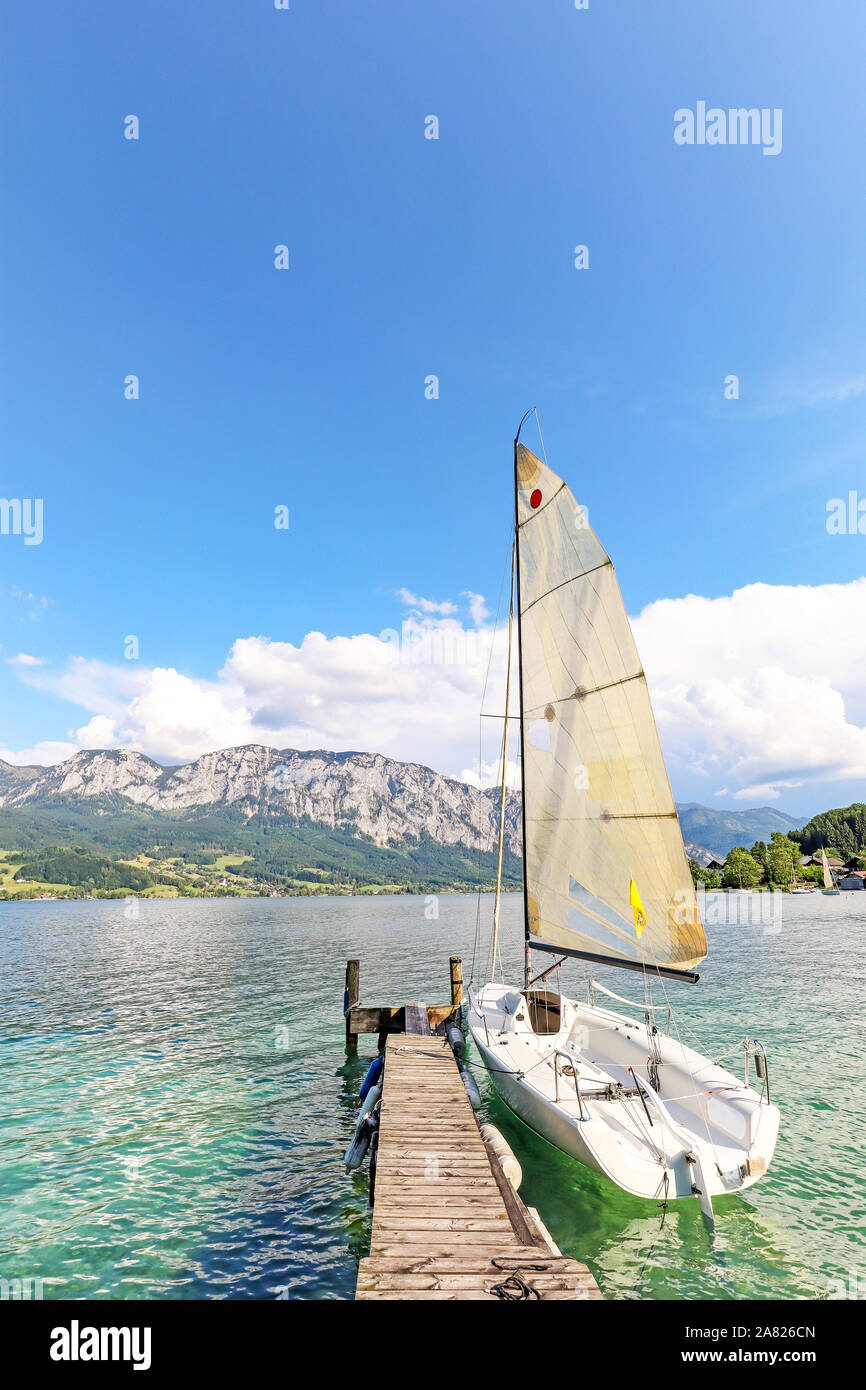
[355,1030,602,1301]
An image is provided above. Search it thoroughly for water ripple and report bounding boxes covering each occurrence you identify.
[0,893,862,1299]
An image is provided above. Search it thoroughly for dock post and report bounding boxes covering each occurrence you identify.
[450,955,463,1010]
[344,959,359,1055]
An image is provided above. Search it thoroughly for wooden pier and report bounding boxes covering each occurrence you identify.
[349,959,602,1301]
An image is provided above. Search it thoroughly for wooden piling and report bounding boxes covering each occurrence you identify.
[344,959,360,1055]
[449,955,464,1009]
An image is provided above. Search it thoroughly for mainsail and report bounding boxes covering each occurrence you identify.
[515,444,706,973]
[821,847,834,890]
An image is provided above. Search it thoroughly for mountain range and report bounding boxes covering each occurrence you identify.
[0,744,521,848]
[676,803,802,862]
[0,746,522,892]
[0,745,802,886]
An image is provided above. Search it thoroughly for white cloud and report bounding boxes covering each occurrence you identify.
[5,599,511,774]
[732,781,802,803]
[0,739,79,766]
[462,591,491,625]
[24,657,150,720]
[396,588,458,616]
[5,653,45,667]
[461,756,521,791]
[75,714,119,748]
[633,577,866,801]
[6,577,866,810]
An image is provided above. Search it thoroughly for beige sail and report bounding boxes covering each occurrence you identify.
[516,444,706,972]
[821,847,834,890]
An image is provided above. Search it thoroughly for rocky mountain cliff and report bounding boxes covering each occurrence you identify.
[0,745,522,857]
[0,747,800,871]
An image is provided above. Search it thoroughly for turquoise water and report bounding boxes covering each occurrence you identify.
[0,892,863,1299]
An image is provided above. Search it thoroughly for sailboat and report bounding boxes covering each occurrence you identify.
[467,418,780,1221]
[820,847,841,896]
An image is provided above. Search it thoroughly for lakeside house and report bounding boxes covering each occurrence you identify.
[838,870,866,891]
[806,853,845,871]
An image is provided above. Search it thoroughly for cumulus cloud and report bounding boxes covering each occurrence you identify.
[632,577,866,801]
[5,653,45,667]
[0,738,81,766]
[5,577,866,806]
[461,756,521,791]
[462,591,491,625]
[396,588,458,616]
[4,598,512,773]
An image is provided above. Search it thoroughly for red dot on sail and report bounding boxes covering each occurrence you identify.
[530,489,542,509]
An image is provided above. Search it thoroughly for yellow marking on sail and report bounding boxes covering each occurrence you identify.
[629,877,647,939]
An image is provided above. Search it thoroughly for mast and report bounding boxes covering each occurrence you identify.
[513,411,534,990]
[489,540,515,978]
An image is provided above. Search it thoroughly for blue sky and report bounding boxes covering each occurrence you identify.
[2,0,866,818]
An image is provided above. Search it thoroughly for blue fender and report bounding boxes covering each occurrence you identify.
[359,1054,384,1101]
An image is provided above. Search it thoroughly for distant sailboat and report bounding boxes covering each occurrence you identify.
[820,847,841,896]
[468,418,780,1222]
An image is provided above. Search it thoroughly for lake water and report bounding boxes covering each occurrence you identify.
[1,891,863,1300]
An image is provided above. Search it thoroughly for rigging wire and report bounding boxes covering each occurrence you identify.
[471,522,517,987]
[654,970,725,1174]
[488,537,516,984]
[632,1170,671,1297]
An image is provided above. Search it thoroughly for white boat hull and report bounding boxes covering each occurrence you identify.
[468,982,779,1207]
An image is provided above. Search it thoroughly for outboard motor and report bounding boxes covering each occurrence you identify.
[345,1104,380,1172]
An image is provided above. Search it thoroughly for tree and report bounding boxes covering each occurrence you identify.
[761,831,805,887]
[723,847,762,888]
[766,834,795,887]
[797,805,866,857]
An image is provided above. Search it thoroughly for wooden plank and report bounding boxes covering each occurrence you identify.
[372,1216,514,1231]
[366,1241,526,1260]
[374,1181,501,1196]
[369,1235,515,1250]
[374,1194,503,1208]
[360,1257,597,1275]
[357,1273,597,1293]
[355,1284,592,1295]
[482,1134,543,1249]
[347,1005,403,1035]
